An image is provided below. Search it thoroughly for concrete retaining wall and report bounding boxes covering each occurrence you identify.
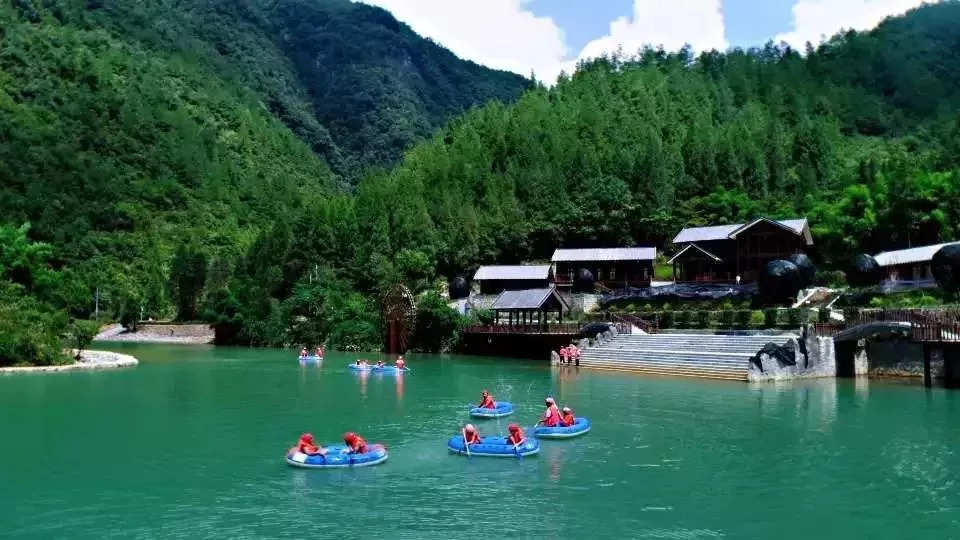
[747,327,836,382]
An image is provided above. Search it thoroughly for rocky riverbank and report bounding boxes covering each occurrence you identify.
[94,323,214,344]
[0,350,139,374]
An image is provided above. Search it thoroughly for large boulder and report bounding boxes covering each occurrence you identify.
[758,259,801,304]
[931,244,960,292]
[789,253,816,289]
[449,276,470,300]
[573,268,595,293]
[847,254,883,288]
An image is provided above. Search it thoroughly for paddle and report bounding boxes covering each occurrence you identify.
[462,429,471,458]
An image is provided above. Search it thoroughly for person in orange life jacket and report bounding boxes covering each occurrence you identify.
[506,423,526,446]
[343,432,368,454]
[462,424,481,445]
[299,347,308,359]
[315,346,323,357]
[478,390,496,409]
[538,397,561,427]
[560,406,575,426]
[288,433,326,456]
[395,356,406,369]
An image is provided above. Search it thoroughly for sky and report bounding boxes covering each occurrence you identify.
[353,0,938,82]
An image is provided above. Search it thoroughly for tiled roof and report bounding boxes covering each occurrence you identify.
[551,247,656,262]
[874,242,960,267]
[673,218,811,244]
[491,288,568,311]
[473,265,551,281]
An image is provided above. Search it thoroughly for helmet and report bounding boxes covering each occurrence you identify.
[464,424,476,432]
[508,423,520,433]
[344,432,357,444]
[562,407,571,413]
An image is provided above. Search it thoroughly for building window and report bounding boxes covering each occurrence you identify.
[609,267,616,280]
[596,268,603,281]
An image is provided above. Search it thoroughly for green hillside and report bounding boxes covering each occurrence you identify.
[3,1,960,363]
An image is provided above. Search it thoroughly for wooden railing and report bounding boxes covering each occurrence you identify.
[586,313,658,335]
[811,308,960,343]
[463,323,583,335]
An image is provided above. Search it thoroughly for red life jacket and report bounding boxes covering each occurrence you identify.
[480,395,496,409]
[542,406,561,427]
[297,441,319,453]
[561,413,575,426]
[465,431,481,444]
[349,436,368,454]
[507,429,525,445]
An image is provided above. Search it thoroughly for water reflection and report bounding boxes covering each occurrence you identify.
[748,378,838,432]
[395,373,404,401]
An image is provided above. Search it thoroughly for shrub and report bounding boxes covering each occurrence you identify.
[675,310,692,328]
[658,311,675,329]
[764,308,779,328]
[786,308,803,328]
[719,310,735,327]
[695,310,712,328]
[818,308,831,323]
[749,311,765,327]
[735,310,752,328]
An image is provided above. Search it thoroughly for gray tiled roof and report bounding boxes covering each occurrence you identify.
[491,288,568,310]
[551,247,656,262]
[474,265,551,281]
[673,218,810,244]
[874,242,960,267]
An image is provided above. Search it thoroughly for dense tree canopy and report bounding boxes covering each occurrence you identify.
[2,1,960,359]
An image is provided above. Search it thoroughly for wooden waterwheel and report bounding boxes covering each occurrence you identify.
[380,284,417,354]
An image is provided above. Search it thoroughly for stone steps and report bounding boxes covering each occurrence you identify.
[575,332,796,381]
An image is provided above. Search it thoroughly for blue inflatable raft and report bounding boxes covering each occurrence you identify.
[447,436,539,458]
[285,444,388,468]
[534,417,591,439]
[298,355,323,362]
[469,401,514,418]
[347,364,409,374]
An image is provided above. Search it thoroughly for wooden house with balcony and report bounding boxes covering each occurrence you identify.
[551,247,656,289]
[669,218,813,283]
[874,241,960,284]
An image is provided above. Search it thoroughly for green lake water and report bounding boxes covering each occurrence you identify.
[1,344,959,539]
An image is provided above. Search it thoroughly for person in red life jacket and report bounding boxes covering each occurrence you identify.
[538,397,561,427]
[315,346,324,357]
[559,346,569,364]
[288,433,327,456]
[395,356,406,369]
[343,432,368,454]
[478,390,496,409]
[571,345,581,364]
[506,423,526,446]
[376,360,385,368]
[462,424,482,445]
[560,406,575,426]
[299,347,308,359]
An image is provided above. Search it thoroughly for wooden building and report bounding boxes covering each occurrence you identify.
[551,247,656,289]
[669,218,813,283]
[874,241,960,283]
[474,265,552,295]
[491,287,569,328]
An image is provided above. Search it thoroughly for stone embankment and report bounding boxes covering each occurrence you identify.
[94,323,214,344]
[0,350,139,374]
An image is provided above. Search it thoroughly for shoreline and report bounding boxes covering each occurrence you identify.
[0,350,139,374]
[94,323,214,345]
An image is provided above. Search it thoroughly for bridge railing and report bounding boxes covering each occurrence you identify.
[812,308,960,342]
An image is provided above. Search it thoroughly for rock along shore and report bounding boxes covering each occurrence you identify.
[0,350,139,374]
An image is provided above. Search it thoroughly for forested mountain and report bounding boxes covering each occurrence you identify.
[45,0,532,176]
[2,1,960,362]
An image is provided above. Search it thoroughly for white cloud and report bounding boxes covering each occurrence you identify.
[354,0,568,81]
[353,0,727,83]
[574,0,727,63]
[775,0,936,50]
